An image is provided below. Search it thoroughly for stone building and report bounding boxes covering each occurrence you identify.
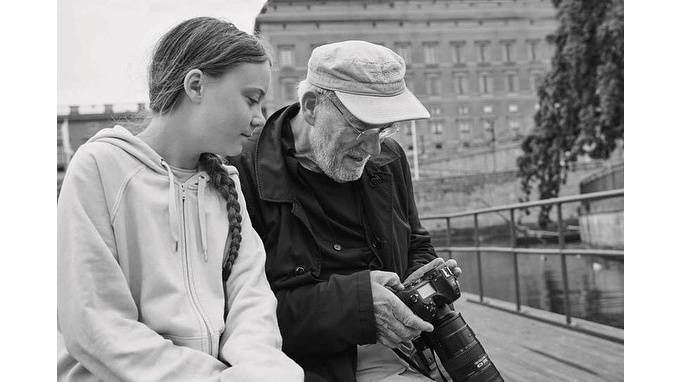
[255,0,557,176]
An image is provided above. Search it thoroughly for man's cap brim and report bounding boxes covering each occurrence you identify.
[335,89,431,125]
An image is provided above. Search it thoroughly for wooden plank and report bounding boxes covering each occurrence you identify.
[451,296,624,382]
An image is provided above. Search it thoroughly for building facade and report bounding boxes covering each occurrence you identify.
[256,0,557,175]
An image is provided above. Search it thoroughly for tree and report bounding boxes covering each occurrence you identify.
[517,0,623,228]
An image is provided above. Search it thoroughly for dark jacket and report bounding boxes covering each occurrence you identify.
[232,103,437,381]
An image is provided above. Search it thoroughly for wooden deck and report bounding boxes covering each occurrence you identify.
[454,294,624,382]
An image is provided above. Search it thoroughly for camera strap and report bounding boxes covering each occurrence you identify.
[392,348,435,380]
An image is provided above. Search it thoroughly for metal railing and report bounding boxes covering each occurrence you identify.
[421,188,624,326]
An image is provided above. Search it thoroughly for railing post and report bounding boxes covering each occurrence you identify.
[557,203,572,325]
[446,217,451,248]
[474,213,484,302]
[510,209,520,312]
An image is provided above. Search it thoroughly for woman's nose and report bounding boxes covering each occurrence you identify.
[251,108,266,129]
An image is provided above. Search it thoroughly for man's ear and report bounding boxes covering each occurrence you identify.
[300,91,319,126]
[183,69,204,104]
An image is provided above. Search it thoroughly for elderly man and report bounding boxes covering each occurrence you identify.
[232,41,461,381]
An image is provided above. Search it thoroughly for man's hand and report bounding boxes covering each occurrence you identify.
[403,258,463,286]
[370,271,434,349]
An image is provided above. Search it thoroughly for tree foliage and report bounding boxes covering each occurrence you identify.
[517,0,623,227]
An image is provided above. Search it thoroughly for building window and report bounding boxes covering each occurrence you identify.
[479,72,493,94]
[501,40,515,63]
[506,72,519,94]
[451,41,466,64]
[508,117,522,136]
[482,118,495,131]
[425,73,441,96]
[457,119,471,142]
[483,105,493,114]
[457,105,469,115]
[530,72,544,91]
[435,142,443,149]
[429,105,442,116]
[527,39,540,61]
[405,127,412,136]
[281,80,297,101]
[508,103,519,113]
[278,45,295,67]
[453,73,469,95]
[475,41,490,64]
[395,42,412,64]
[482,118,496,142]
[430,121,444,135]
[424,42,438,65]
[407,144,414,151]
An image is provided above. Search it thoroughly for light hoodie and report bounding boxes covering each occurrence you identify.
[57,126,303,382]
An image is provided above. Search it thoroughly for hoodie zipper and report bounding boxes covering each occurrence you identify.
[179,184,214,355]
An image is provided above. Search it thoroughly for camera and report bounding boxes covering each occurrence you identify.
[395,261,504,382]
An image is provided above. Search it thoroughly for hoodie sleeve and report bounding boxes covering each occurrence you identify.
[57,147,300,382]
[218,171,304,381]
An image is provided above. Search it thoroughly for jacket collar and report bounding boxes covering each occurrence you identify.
[254,103,400,203]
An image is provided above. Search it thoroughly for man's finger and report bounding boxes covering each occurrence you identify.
[392,299,434,332]
[371,271,403,290]
[403,258,445,285]
[378,327,404,349]
[445,259,458,268]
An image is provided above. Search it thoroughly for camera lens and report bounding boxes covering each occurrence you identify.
[427,311,503,382]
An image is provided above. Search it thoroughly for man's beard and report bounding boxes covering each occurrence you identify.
[309,124,367,183]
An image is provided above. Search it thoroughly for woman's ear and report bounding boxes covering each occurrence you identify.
[183,69,204,103]
[300,91,319,126]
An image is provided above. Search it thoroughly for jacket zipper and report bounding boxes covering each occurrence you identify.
[180,184,214,355]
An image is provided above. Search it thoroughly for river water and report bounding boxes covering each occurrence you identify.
[435,240,624,329]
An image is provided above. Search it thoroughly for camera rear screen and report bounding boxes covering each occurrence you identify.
[417,283,436,299]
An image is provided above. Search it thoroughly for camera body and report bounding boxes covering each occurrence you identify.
[396,262,504,382]
[397,262,461,322]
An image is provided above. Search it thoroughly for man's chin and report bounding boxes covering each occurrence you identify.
[330,166,364,183]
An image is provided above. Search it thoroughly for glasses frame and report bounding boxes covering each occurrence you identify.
[326,95,400,142]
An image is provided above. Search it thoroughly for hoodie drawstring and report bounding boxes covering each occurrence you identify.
[160,160,180,253]
[197,175,208,262]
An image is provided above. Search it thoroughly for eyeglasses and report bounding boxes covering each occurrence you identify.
[327,95,400,142]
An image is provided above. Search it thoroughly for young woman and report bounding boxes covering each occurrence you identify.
[57,17,303,381]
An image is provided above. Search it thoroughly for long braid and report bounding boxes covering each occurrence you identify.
[198,153,242,283]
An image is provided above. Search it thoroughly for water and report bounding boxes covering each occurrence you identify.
[436,239,624,328]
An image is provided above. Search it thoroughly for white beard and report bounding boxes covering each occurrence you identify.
[309,124,366,183]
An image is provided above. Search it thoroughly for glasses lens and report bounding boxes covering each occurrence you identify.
[378,126,399,139]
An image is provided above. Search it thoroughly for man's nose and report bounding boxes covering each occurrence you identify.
[360,134,382,156]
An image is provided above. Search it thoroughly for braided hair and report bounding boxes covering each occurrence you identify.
[198,153,242,282]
